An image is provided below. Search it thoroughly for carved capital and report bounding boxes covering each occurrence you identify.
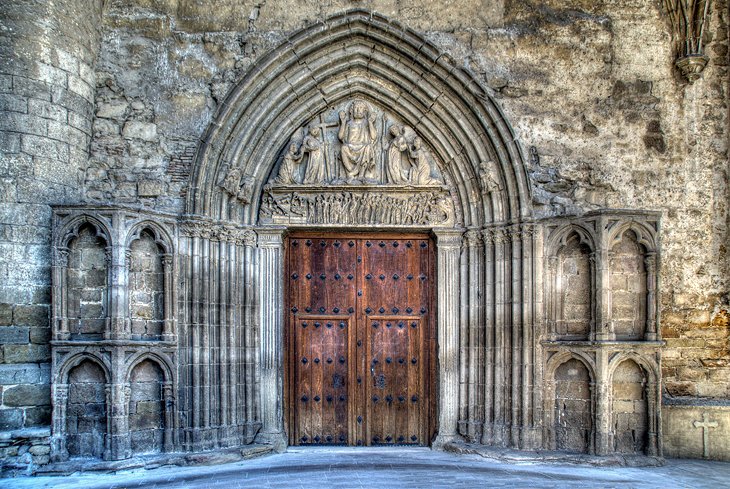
[239,230,256,246]
[509,225,522,242]
[180,221,214,240]
[256,228,286,247]
[481,228,495,245]
[55,247,69,267]
[520,223,536,239]
[492,228,508,245]
[463,229,481,248]
[644,252,657,273]
[52,384,69,401]
[433,229,464,249]
[162,254,174,270]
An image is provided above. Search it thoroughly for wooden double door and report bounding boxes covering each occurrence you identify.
[286,233,435,446]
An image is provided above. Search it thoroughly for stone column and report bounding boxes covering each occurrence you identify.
[162,254,175,341]
[520,224,535,447]
[546,256,558,341]
[595,246,613,341]
[432,228,463,448]
[647,379,660,456]
[594,349,611,455]
[644,252,658,341]
[50,383,69,462]
[465,229,482,441]
[481,229,494,445]
[108,211,129,339]
[255,227,287,451]
[108,383,131,460]
[53,248,70,340]
[242,231,258,442]
[163,381,175,452]
[510,225,522,447]
[492,228,507,445]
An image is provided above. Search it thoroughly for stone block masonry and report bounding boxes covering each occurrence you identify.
[0,0,105,447]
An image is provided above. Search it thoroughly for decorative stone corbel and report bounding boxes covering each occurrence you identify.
[663,0,712,82]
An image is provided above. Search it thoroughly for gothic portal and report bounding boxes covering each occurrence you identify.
[48,11,662,462]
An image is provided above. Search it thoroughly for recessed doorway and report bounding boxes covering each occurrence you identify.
[285,232,436,446]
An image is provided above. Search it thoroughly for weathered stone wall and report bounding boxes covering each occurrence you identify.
[612,360,648,454]
[86,1,728,400]
[128,360,164,455]
[129,232,164,340]
[65,361,107,459]
[0,0,104,435]
[67,224,108,339]
[557,235,591,339]
[610,231,648,340]
[553,358,592,453]
[1,0,728,466]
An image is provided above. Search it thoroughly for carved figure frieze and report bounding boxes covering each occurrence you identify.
[268,99,444,187]
[259,186,454,226]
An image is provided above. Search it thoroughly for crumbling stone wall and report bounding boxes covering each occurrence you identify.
[67,224,108,339]
[129,231,164,340]
[612,360,649,454]
[65,361,107,459]
[128,360,164,455]
[553,359,592,453]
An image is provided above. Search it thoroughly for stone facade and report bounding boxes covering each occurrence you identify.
[0,0,728,475]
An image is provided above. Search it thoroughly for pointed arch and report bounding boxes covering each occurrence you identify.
[187,9,532,227]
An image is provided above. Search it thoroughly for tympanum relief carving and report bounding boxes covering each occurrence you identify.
[259,100,454,226]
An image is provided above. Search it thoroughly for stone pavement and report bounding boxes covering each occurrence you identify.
[4,447,730,489]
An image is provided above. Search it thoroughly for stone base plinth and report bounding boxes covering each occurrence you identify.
[662,404,730,461]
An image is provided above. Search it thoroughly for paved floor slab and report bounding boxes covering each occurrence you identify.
[3,447,730,489]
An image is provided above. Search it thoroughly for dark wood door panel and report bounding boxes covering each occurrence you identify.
[287,234,433,447]
[366,316,424,445]
[292,315,350,445]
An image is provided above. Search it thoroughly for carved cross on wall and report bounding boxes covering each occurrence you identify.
[693,412,718,459]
